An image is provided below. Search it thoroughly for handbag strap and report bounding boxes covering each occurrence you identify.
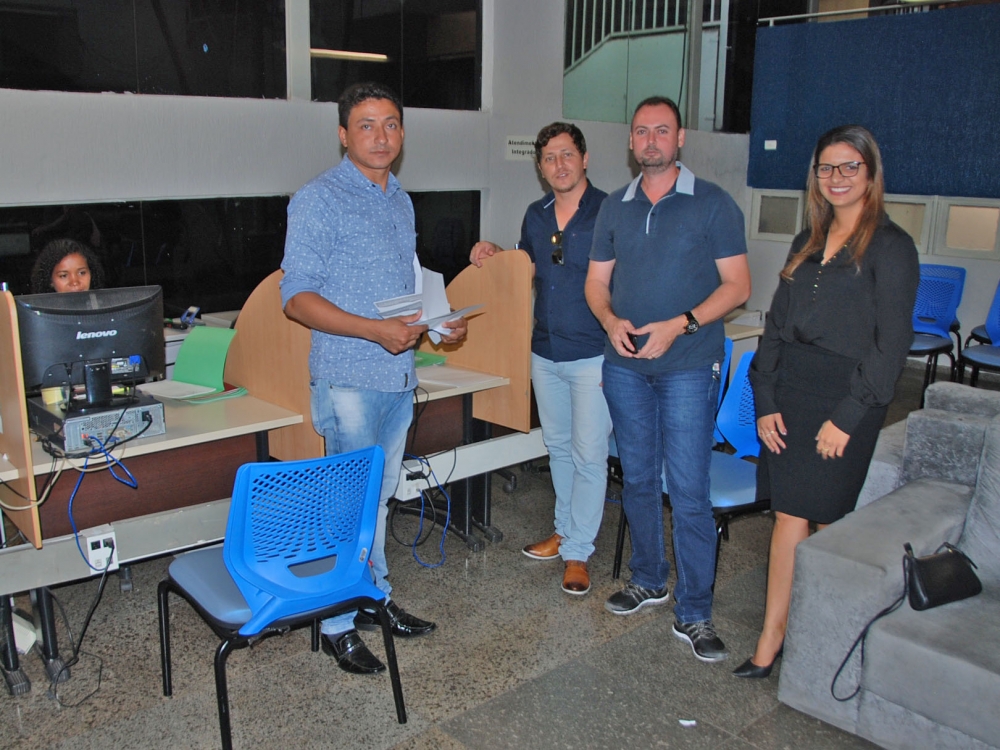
[831,593,905,701]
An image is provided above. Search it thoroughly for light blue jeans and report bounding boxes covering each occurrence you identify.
[310,381,413,637]
[531,353,613,562]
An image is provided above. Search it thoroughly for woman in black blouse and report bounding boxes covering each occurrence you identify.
[733,125,919,679]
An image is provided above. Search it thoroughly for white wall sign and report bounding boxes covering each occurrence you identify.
[506,137,536,161]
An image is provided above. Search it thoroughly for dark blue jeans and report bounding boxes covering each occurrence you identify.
[603,361,719,623]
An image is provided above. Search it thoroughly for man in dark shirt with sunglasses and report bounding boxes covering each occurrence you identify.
[470,122,611,597]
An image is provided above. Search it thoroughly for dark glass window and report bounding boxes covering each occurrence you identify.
[0,197,289,316]
[310,0,481,111]
[0,1,286,98]
[0,189,479,312]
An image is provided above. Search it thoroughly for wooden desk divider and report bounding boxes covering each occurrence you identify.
[225,250,534,461]
[418,249,533,433]
[224,272,322,461]
[0,291,42,548]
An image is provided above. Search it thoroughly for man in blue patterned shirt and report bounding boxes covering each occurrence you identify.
[281,82,467,675]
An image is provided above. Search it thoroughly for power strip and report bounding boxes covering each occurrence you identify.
[11,612,38,655]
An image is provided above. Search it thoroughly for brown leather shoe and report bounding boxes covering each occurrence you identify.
[561,560,591,595]
[522,533,562,560]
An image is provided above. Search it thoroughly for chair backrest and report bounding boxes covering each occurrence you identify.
[713,337,734,444]
[984,278,1000,345]
[223,445,385,636]
[715,351,760,459]
[912,264,965,338]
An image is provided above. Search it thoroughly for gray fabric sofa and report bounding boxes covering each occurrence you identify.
[778,382,1000,749]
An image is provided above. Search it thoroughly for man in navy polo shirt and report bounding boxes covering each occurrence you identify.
[470,122,611,596]
[585,97,751,662]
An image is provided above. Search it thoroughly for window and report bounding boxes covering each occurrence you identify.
[748,189,804,242]
[884,196,935,255]
[0,1,286,98]
[0,190,481,312]
[310,0,481,110]
[933,199,1000,261]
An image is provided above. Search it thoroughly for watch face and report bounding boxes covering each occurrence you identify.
[686,321,699,334]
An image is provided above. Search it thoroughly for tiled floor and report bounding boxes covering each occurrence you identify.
[0,366,951,749]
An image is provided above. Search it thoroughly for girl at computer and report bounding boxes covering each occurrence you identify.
[30,238,105,294]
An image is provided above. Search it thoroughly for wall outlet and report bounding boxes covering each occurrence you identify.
[83,525,119,572]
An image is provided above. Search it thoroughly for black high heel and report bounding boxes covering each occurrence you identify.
[732,644,783,679]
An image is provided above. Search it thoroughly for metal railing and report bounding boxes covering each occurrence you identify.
[565,0,723,71]
[758,0,963,26]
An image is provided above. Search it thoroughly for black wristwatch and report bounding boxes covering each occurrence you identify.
[683,311,700,335]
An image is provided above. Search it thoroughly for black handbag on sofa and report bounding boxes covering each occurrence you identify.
[831,541,982,701]
[903,542,982,611]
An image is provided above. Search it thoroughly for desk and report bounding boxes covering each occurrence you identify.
[0,395,300,694]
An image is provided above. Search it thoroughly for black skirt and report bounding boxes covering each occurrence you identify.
[756,341,887,524]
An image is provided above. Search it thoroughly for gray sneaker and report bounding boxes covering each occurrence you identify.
[672,619,729,662]
[604,581,670,615]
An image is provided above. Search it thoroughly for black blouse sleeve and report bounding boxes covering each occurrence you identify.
[829,225,920,434]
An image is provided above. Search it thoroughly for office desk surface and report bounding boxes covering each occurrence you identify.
[0,395,301,482]
[416,365,509,402]
[1,395,301,593]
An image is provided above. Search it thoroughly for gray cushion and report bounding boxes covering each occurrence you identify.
[960,419,1000,585]
[925,381,1000,417]
[901,409,990,488]
[864,595,1000,747]
[856,419,906,509]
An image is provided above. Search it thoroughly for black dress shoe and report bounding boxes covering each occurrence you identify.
[732,646,783,679]
[354,600,436,638]
[321,630,385,674]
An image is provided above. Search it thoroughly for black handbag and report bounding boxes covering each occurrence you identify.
[832,541,982,701]
[903,541,982,611]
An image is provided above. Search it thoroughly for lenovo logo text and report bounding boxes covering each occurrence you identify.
[76,330,118,340]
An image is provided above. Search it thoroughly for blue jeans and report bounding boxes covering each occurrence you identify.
[602,361,719,623]
[531,353,613,561]
[310,381,413,636]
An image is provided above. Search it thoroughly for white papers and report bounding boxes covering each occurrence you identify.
[137,380,216,399]
[376,265,484,344]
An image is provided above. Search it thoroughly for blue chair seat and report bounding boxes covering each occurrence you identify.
[909,333,954,355]
[967,324,991,346]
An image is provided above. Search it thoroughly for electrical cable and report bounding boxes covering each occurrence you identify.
[44,550,112,706]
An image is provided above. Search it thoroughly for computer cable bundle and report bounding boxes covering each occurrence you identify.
[42,552,113,707]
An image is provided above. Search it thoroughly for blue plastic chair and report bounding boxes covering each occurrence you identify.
[959,279,1000,387]
[157,446,406,750]
[964,277,1000,349]
[611,351,768,579]
[909,264,965,403]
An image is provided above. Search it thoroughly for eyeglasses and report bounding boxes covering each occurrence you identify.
[814,161,865,179]
[551,231,564,265]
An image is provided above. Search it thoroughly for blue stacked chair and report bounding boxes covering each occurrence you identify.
[964,278,1000,349]
[157,446,406,750]
[909,264,965,404]
[959,280,1000,387]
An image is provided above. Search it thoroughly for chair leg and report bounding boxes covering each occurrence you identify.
[972,364,981,388]
[214,638,238,750]
[157,581,173,697]
[311,620,320,652]
[375,604,407,724]
[612,501,627,580]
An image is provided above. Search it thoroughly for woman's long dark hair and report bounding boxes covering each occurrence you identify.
[30,238,106,293]
[782,124,885,281]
